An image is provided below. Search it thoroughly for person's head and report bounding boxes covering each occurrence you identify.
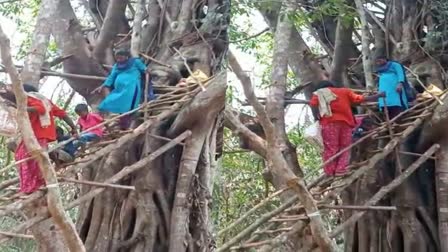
[23,83,38,93]
[114,49,130,63]
[314,80,336,92]
[375,56,388,67]
[74,103,89,118]
[56,126,65,140]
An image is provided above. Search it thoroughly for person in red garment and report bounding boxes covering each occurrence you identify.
[309,81,384,176]
[1,84,77,194]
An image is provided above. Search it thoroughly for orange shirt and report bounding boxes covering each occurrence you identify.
[27,96,67,141]
[309,87,364,127]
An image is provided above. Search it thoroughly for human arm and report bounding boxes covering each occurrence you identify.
[27,98,46,114]
[364,92,386,102]
[392,62,406,93]
[348,89,385,103]
[91,64,118,94]
[51,103,78,135]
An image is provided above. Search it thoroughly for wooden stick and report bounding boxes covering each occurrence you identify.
[0,130,192,243]
[139,52,170,68]
[330,144,440,237]
[59,177,135,190]
[403,65,444,105]
[218,188,289,236]
[0,230,34,239]
[172,47,206,91]
[319,204,397,211]
[216,196,298,252]
[0,191,44,218]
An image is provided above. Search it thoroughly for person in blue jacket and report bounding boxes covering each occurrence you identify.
[375,56,408,118]
[93,49,152,129]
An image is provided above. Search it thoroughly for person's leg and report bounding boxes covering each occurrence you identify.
[119,114,132,130]
[321,123,340,176]
[335,123,353,175]
[74,132,100,149]
[15,139,47,194]
[386,106,404,120]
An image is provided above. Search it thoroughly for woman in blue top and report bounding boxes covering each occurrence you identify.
[94,49,149,129]
[375,56,408,118]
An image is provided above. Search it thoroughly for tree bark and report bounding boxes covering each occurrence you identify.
[436,138,448,252]
[0,22,86,252]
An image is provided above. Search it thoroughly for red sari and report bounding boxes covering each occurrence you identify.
[15,96,67,194]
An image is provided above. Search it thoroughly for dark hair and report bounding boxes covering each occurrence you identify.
[315,80,336,91]
[23,83,38,93]
[375,55,388,61]
[115,48,130,57]
[74,103,89,113]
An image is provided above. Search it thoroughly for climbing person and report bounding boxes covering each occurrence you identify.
[92,49,150,129]
[0,84,77,194]
[375,56,416,119]
[73,103,104,149]
[308,81,385,176]
[50,127,77,167]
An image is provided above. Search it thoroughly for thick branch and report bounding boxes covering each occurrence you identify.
[355,0,375,88]
[21,0,55,85]
[0,23,86,252]
[93,0,129,62]
[130,0,145,57]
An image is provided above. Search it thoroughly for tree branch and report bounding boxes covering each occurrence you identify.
[0,22,86,251]
[131,0,145,57]
[93,0,129,62]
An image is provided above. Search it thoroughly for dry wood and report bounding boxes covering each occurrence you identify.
[330,144,440,237]
[319,204,397,211]
[218,188,288,236]
[0,130,192,243]
[354,0,375,88]
[59,177,135,190]
[0,230,34,239]
[0,20,86,252]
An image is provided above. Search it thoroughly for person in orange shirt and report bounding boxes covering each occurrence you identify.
[309,81,384,176]
[1,84,77,194]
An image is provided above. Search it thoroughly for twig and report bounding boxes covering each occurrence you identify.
[172,47,206,91]
[230,28,270,43]
[139,52,171,68]
[59,177,135,190]
[0,230,34,239]
[319,204,397,211]
[218,188,288,236]
[403,65,444,105]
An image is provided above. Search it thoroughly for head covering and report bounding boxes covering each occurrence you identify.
[115,49,130,57]
[114,49,133,70]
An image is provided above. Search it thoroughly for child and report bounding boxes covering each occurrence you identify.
[50,127,77,166]
[74,103,104,148]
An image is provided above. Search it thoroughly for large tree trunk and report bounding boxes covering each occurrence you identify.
[11,0,229,251]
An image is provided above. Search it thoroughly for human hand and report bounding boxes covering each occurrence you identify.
[70,128,79,138]
[91,86,103,94]
[378,92,386,98]
[396,83,403,93]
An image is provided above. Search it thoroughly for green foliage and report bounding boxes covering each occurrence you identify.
[213,129,279,245]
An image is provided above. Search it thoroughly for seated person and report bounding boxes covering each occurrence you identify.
[73,103,104,149]
[50,127,77,166]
